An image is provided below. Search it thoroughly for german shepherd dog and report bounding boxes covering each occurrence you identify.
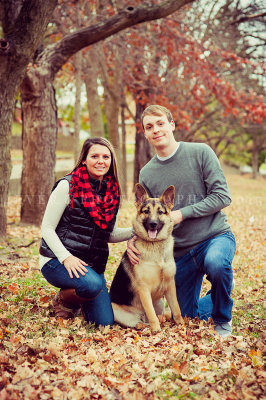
[110,184,183,333]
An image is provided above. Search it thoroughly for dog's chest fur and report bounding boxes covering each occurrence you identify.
[131,236,176,299]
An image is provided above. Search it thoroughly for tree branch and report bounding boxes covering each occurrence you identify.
[232,11,266,25]
[40,0,194,78]
[3,0,57,59]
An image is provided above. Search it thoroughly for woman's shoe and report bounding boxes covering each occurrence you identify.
[52,289,80,319]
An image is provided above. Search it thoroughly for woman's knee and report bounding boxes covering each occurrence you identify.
[76,270,103,298]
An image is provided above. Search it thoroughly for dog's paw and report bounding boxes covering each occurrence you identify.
[157,314,166,323]
[163,312,172,322]
[173,316,185,326]
[136,322,148,330]
[150,322,161,333]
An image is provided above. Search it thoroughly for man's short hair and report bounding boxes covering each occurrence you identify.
[141,105,173,128]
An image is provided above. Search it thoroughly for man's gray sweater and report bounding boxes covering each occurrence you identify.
[139,141,232,257]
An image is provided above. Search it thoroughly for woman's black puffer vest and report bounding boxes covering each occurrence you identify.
[39,175,118,274]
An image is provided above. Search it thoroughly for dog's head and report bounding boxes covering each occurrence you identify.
[134,184,175,241]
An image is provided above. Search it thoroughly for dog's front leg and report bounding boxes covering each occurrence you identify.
[138,288,161,333]
[165,280,184,326]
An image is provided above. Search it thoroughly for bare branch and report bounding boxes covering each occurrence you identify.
[232,11,266,25]
[40,0,194,78]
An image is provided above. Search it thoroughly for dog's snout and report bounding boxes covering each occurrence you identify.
[149,221,158,230]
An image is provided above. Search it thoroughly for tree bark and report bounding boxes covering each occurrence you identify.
[83,47,105,138]
[133,99,154,187]
[0,0,57,239]
[101,49,122,163]
[121,104,127,197]
[73,0,82,162]
[0,78,14,237]
[252,147,258,180]
[19,0,194,225]
[20,72,58,225]
[73,51,82,163]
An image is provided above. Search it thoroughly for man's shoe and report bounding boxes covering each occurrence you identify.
[232,279,235,291]
[214,320,232,338]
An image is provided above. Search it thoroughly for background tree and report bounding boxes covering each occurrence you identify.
[53,0,106,138]
[186,0,266,174]
[0,0,58,240]
[73,1,82,163]
[19,0,195,227]
[116,7,265,183]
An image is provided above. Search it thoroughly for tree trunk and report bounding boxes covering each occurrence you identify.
[73,51,82,163]
[73,0,82,161]
[84,47,105,138]
[133,99,154,187]
[252,148,258,179]
[101,49,122,164]
[20,71,57,225]
[121,104,127,197]
[0,79,16,239]
[0,0,58,239]
[104,89,120,158]
[252,130,259,180]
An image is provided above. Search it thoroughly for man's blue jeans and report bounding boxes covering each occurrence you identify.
[41,258,114,327]
[174,232,236,324]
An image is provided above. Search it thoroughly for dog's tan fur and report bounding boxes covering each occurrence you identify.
[110,184,183,333]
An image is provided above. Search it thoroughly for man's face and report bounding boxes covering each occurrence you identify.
[142,113,175,149]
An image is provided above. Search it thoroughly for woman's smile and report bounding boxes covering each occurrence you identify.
[84,144,112,181]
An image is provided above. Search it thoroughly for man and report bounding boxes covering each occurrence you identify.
[127,105,236,337]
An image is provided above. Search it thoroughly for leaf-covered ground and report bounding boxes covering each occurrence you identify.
[0,174,265,400]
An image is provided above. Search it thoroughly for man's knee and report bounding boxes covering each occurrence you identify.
[204,251,232,280]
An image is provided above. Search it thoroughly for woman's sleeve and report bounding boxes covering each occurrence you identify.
[41,180,72,263]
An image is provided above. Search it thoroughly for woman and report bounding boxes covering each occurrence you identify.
[39,137,132,327]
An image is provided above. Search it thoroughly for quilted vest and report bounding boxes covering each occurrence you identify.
[39,175,118,274]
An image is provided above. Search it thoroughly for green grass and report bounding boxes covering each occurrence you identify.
[126,143,135,155]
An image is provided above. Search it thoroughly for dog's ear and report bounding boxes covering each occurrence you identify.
[160,185,175,209]
[135,183,149,206]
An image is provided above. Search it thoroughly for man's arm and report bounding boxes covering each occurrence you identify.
[180,145,231,220]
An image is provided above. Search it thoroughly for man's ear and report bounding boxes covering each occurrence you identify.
[135,183,149,206]
[160,185,175,209]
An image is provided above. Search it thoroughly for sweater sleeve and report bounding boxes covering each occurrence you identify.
[108,215,133,243]
[41,180,72,263]
[180,145,231,220]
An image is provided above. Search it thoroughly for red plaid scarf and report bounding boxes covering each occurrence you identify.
[69,166,119,229]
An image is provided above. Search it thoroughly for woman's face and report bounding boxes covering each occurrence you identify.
[83,144,112,181]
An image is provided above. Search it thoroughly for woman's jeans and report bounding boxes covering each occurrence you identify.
[175,232,236,324]
[41,258,114,327]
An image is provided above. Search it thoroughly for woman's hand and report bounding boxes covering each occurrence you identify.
[170,210,183,225]
[63,255,88,279]
[127,236,140,265]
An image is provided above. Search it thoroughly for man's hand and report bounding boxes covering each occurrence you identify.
[170,210,183,225]
[63,255,88,278]
[127,236,140,265]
